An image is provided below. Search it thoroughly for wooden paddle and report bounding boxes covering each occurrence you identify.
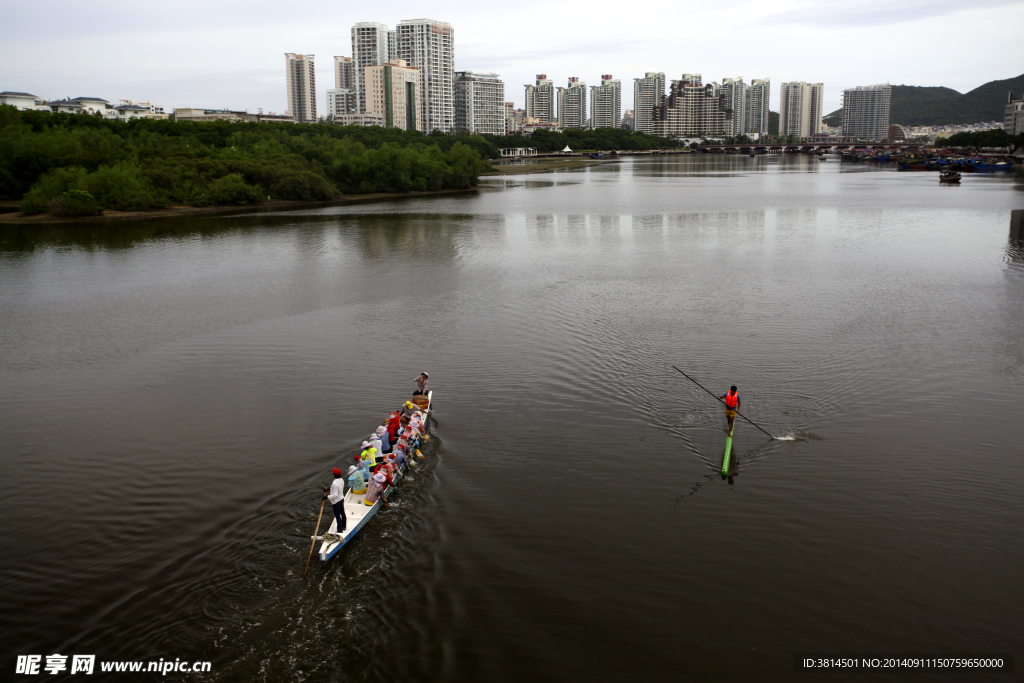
[303,489,327,575]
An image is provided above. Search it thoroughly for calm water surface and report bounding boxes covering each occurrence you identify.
[1,155,1022,681]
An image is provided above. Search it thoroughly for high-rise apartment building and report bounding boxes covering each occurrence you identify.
[391,19,455,133]
[364,59,422,131]
[652,73,727,138]
[633,72,665,134]
[720,78,749,136]
[556,77,587,129]
[334,56,355,90]
[590,75,621,129]
[842,83,891,140]
[524,75,555,123]
[621,109,635,130]
[779,81,824,137]
[284,53,316,122]
[504,101,515,133]
[351,23,390,113]
[746,78,770,136]
[454,71,505,134]
[326,89,358,118]
[1005,91,1024,135]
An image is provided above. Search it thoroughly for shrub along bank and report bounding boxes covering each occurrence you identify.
[0,105,497,216]
[483,127,684,153]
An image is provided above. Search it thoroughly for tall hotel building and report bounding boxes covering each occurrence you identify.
[632,72,665,134]
[557,77,587,129]
[454,71,505,134]
[525,75,555,123]
[720,78,749,136]
[334,56,355,89]
[746,79,770,136]
[779,81,824,137]
[284,53,316,122]
[364,59,422,130]
[391,19,455,133]
[590,75,621,129]
[351,23,390,113]
[652,74,727,138]
[842,84,892,140]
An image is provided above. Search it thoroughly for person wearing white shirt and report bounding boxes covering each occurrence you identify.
[324,467,347,534]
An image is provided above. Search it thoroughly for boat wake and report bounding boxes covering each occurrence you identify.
[774,434,798,441]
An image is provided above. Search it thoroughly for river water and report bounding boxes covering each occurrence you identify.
[1,155,1022,681]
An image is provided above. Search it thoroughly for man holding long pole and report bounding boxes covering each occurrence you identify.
[326,468,347,534]
[721,385,741,435]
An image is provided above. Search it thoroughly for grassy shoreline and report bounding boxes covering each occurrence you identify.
[0,187,484,225]
[482,158,613,175]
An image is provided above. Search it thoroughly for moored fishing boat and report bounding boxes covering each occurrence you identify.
[939,171,961,184]
[315,390,433,561]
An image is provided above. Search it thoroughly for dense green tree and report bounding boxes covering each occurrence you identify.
[936,129,1024,149]
[0,105,494,213]
[483,127,681,153]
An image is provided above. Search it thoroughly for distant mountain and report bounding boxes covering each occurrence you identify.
[823,73,1024,127]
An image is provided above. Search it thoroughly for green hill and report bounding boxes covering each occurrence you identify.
[823,73,1024,127]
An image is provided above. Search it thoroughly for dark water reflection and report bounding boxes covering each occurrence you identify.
[1,155,1022,682]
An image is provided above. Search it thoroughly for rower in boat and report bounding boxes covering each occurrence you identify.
[353,454,370,478]
[720,385,741,435]
[374,425,392,453]
[364,470,391,505]
[347,464,367,494]
[359,441,377,467]
[386,411,401,442]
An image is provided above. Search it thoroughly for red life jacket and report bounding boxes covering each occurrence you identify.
[724,391,739,408]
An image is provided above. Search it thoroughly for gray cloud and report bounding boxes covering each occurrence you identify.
[762,0,1023,28]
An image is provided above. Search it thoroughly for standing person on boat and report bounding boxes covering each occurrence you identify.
[413,372,429,396]
[324,468,347,534]
[720,386,741,435]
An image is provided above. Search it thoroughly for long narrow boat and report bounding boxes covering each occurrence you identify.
[721,429,733,475]
[316,390,433,561]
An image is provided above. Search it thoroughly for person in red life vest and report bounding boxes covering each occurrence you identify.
[720,385,741,435]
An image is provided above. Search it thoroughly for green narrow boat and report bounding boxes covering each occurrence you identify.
[721,431,733,475]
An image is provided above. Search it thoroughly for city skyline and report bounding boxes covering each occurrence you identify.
[3,0,1020,118]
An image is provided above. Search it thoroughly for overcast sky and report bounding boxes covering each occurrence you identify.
[2,0,1023,117]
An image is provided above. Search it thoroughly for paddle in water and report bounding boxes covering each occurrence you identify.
[304,489,328,575]
[672,366,778,440]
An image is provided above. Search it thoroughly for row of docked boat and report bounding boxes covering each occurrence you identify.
[313,391,433,562]
[839,149,1016,172]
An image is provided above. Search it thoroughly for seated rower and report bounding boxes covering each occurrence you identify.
[347,464,367,494]
[363,470,389,505]
[360,440,377,466]
[386,411,401,442]
[413,372,429,396]
[399,401,419,420]
[374,458,393,485]
[375,425,392,453]
[353,455,370,478]
[368,435,384,461]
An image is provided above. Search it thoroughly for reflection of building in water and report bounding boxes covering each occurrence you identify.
[1010,209,1024,241]
[632,214,666,239]
[350,214,499,261]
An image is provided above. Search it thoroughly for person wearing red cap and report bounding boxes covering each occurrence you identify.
[324,468,347,534]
